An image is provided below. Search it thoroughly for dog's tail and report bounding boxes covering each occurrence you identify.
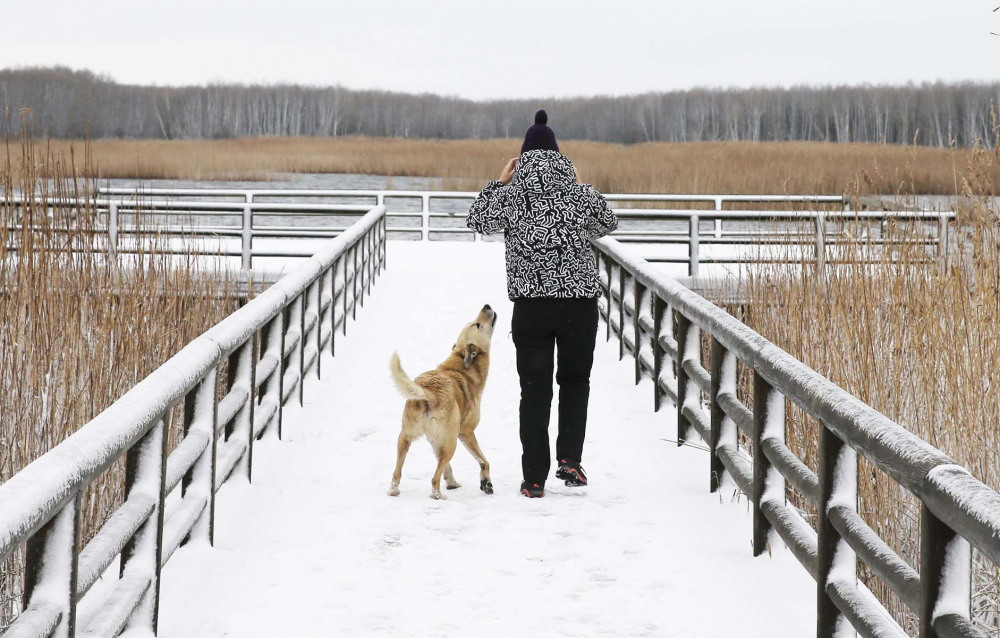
[390,352,431,403]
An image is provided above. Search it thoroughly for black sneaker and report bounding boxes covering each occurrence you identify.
[520,481,545,498]
[555,459,588,486]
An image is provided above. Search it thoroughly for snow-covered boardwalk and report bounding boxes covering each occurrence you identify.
[155,242,814,637]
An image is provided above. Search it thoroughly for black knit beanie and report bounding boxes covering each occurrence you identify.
[520,110,559,154]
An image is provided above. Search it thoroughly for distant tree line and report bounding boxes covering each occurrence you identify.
[2,66,998,147]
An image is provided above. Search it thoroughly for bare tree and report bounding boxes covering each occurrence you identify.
[1,66,997,147]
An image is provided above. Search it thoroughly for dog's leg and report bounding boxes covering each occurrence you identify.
[443,463,461,490]
[460,432,493,495]
[430,440,457,500]
[388,432,412,497]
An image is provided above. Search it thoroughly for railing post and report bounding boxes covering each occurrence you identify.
[381,214,387,270]
[367,227,374,293]
[342,253,349,336]
[919,505,971,638]
[108,202,119,261]
[675,313,692,446]
[633,278,644,384]
[183,367,220,544]
[352,244,358,321]
[282,295,303,415]
[604,255,613,342]
[227,338,258,482]
[365,227,372,296]
[652,295,666,412]
[752,371,784,556]
[689,214,700,278]
[241,194,253,271]
[815,211,827,277]
[258,314,283,440]
[119,415,169,633]
[421,194,430,241]
[23,492,82,638]
[709,338,733,493]
[618,268,626,361]
[357,233,365,309]
[937,213,950,275]
[714,218,722,239]
[298,293,306,406]
[279,304,295,436]
[330,260,338,355]
[312,278,322,379]
[817,424,857,637]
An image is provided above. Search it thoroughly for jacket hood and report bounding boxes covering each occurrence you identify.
[512,150,575,194]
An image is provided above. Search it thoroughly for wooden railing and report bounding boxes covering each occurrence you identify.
[0,206,387,638]
[89,188,951,276]
[594,236,1000,638]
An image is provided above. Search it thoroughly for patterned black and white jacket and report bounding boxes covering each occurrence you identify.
[466,150,618,300]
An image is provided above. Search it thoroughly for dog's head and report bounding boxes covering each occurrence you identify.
[452,304,498,369]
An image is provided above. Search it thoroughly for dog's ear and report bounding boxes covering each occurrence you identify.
[463,343,479,369]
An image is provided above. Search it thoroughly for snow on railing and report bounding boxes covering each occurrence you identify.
[87,188,953,277]
[595,236,999,638]
[0,206,387,638]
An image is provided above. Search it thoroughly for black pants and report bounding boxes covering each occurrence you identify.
[512,297,599,485]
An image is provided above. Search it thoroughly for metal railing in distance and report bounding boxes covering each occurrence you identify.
[0,206,387,638]
[93,188,952,277]
[594,236,999,638]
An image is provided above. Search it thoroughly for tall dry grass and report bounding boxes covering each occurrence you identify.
[0,130,238,628]
[39,136,989,196]
[735,139,1000,634]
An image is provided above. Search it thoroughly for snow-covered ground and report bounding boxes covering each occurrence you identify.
[156,242,814,637]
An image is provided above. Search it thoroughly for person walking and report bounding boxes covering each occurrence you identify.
[466,110,618,498]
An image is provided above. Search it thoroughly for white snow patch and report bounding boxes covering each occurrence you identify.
[932,536,972,622]
[719,350,737,396]
[827,447,858,513]
[760,389,785,443]
[155,242,814,638]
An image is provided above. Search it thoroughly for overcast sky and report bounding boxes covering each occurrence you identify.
[2,0,996,99]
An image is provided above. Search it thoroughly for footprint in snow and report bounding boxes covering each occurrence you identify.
[378,534,402,553]
[586,567,617,584]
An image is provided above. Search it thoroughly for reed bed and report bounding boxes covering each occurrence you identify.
[0,132,238,629]
[38,136,988,196]
[733,141,1000,634]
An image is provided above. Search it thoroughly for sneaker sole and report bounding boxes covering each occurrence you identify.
[555,468,587,486]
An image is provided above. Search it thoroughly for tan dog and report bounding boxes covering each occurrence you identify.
[388,304,497,499]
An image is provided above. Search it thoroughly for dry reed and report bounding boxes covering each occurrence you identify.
[733,137,1000,634]
[0,127,238,628]
[37,137,989,196]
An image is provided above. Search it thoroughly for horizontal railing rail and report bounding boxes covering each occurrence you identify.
[1,189,949,276]
[84,188,951,275]
[594,236,1000,638]
[0,206,387,637]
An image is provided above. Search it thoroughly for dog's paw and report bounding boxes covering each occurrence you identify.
[446,482,462,490]
[387,486,400,497]
[430,491,446,500]
[480,478,494,495]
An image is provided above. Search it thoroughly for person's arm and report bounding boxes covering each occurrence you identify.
[579,185,618,238]
[466,157,518,235]
[466,180,511,235]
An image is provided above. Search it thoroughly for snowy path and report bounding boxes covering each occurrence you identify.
[157,242,814,637]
